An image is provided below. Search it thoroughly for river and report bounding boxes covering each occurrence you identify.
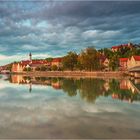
[0,74,140,138]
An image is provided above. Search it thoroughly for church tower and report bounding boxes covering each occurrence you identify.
[29,52,32,61]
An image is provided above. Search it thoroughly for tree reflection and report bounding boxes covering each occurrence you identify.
[61,78,105,102]
[78,78,105,103]
[61,78,78,97]
[8,75,140,103]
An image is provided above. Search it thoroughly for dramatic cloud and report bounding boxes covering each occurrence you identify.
[0,1,140,65]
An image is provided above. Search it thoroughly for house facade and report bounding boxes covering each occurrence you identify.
[127,56,140,69]
[118,55,140,70]
[111,42,134,52]
[51,58,62,67]
[12,63,24,73]
[99,55,110,71]
[11,53,62,73]
[119,58,128,71]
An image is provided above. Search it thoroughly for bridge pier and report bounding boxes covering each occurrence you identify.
[134,72,140,78]
[128,66,140,77]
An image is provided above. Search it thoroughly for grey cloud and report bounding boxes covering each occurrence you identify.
[0,1,140,65]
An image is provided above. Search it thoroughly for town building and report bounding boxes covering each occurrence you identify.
[127,55,140,69]
[119,58,128,71]
[51,58,62,68]
[111,42,134,52]
[99,55,110,71]
[11,53,62,73]
[12,60,32,73]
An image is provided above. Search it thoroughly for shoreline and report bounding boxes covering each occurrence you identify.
[10,71,127,78]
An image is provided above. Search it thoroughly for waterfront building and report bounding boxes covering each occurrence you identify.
[111,42,134,52]
[119,58,128,71]
[99,55,110,71]
[11,53,62,73]
[127,55,140,69]
[51,58,62,68]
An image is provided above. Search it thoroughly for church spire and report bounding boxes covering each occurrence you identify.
[29,52,32,61]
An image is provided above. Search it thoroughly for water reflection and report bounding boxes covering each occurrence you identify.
[0,74,140,138]
[8,75,140,103]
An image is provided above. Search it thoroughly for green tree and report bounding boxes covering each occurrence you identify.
[40,66,46,71]
[62,51,78,71]
[6,63,12,71]
[45,57,53,62]
[109,52,119,71]
[102,48,113,59]
[23,67,32,72]
[51,65,58,71]
[79,47,101,71]
[35,67,40,71]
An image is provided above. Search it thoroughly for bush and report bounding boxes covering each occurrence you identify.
[35,67,40,71]
[46,66,51,71]
[51,65,58,71]
[27,67,32,71]
[23,67,32,71]
[40,66,46,71]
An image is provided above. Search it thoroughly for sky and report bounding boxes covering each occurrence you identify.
[0,1,140,65]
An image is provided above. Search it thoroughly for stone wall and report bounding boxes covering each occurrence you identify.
[12,71,125,78]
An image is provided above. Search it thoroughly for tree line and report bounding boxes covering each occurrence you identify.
[4,44,140,72]
[62,47,101,71]
[62,45,140,71]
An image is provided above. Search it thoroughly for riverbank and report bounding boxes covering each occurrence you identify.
[11,71,127,78]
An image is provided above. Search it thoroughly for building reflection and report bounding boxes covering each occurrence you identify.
[111,79,140,103]
[10,75,62,93]
[9,75,140,103]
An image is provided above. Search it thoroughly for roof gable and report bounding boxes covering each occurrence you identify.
[133,56,140,61]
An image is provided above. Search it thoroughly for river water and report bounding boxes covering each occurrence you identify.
[0,74,140,138]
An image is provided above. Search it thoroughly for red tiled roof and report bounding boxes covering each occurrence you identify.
[18,58,62,66]
[119,58,128,62]
[52,58,62,62]
[20,60,49,65]
[20,60,30,65]
[111,45,122,49]
[111,44,129,49]
[31,60,43,64]
[133,56,140,61]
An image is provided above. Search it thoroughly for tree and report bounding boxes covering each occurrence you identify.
[51,65,58,71]
[46,66,51,71]
[45,57,53,62]
[76,58,84,70]
[40,66,46,71]
[109,52,119,71]
[23,67,32,72]
[79,47,101,71]
[6,63,12,71]
[35,67,40,71]
[102,48,113,59]
[62,51,78,71]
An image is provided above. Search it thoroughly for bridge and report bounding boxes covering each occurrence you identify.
[129,79,140,94]
[128,66,140,78]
